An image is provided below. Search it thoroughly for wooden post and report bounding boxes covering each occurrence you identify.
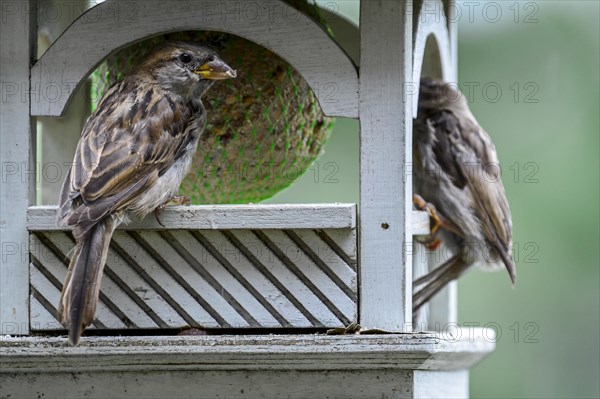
[0,0,37,334]
[359,0,413,331]
[37,0,89,205]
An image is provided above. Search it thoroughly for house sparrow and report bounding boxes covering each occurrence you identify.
[412,78,515,311]
[57,41,236,345]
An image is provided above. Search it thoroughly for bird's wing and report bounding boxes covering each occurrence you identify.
[58,79,195,236]
[428,109,515,282]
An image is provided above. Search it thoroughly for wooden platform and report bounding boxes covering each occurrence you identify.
[0,329,494,398]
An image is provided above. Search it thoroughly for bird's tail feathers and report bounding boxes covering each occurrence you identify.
[58,215,118,345]
[497,246,517,285]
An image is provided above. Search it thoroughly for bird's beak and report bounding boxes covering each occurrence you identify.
[194,58,237,80]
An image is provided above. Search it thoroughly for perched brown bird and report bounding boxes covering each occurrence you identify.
[57,41,236,345]
[412,78,515,311]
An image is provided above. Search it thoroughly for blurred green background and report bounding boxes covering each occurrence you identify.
[267,1,600,398]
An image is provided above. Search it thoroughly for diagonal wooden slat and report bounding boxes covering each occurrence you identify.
[285,230,356,301]
[254,230,352,326]
[30,226,358,331]
[190,231,288,327]
[114,232,217,328]
[222,230,314,327]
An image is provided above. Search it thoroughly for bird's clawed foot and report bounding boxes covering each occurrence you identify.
[413,194,460,250]
[155,195,191,227]
[413,194,444,234]
[168,195,191,207]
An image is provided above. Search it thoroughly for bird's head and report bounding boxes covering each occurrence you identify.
[137,40,237,100]
[418,78,467,110]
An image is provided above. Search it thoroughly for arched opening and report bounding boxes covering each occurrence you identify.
[412,30,457,329]
[421,34,444,80]
[33,0,359,205]
[30,0,358,118]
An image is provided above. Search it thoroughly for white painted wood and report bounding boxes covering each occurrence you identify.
[37,0,89,205]
[231,230,340,326]
[30,232,127,330]
[412,0,454,115]
[91,297,129,330]
[323,227,357,260]
[108,231,217,328]
[121,230,239,327]
[29,297,58,331]
[413,370,469,398]
[412,241,430,328]
[359,1,414,331]
[0,0,36,335]
[29,266,62,325]
[0,368,469,399]
[446,0,459,78]
[30,0,358,118]
[33,230,192,329]
[177,230,281,326]
[425,229,458,329]
[28,204,357,230]
[412,210,431,235]
[145,230,252,328]
[29,205,432,234]
[199,230,310,326]
[293,229,356,290]
[317,6,360,66]
[412,248,458,332]
[29,232,70,331]
[1,369,415,399]
[0,329,495,372]
[1,331,490,398]
[30,226,358,330]
[263,230,355,323]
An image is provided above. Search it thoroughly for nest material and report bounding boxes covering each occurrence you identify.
[92,5,334,204]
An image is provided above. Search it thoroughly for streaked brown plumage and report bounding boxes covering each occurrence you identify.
[57,41,236,345]
[413,78,515,311]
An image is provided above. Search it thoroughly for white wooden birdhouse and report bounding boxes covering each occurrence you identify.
[1,0,495,397]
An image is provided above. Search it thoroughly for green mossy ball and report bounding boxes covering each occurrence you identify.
[92,22,334,204]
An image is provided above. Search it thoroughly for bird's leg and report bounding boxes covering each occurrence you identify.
[155,195,192,226]
[413,194,462,250]
[412,253,467,311]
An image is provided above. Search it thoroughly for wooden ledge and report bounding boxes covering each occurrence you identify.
[28,204,357,230]
[1,329,494,373]
[27,205,431,234]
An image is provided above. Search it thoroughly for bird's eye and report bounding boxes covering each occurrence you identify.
[179,53,192,64]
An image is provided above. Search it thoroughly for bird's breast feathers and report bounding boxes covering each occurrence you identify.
[59,79,206,230]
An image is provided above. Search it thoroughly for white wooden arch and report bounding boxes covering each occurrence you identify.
[30,0,359,118]
[412,0,456,117]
